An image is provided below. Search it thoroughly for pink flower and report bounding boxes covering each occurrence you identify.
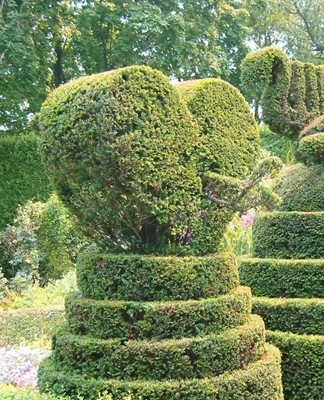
[241,212,255,229]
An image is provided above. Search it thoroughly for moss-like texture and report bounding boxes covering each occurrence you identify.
[0,133,52,230]
[267,331,324,400]
[252,211,324,259]
[239,258,324,298]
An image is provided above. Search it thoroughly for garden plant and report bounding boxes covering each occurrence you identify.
[35,66,283,399]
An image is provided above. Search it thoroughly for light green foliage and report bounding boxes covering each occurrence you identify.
[39,66,201,255]
[298,132,324,164]
[0,195,83,285]
[0,133,52,230]
[241,47,323,138]
[260,125,297,164]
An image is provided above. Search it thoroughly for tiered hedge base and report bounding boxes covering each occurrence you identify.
[38,252,283,399]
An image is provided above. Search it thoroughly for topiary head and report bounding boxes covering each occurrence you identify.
[38,66,202,254]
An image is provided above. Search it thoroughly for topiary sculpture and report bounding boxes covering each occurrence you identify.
[37,65,283,399]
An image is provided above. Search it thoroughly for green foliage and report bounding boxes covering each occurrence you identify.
[300,114,324,138]
[66,286,252,341]
[220,214,253,256]
[298,132,324,164]
[260,125,297,164]
[52,316,265,381]
[0,195,83,285]
[253,297,324,335]
[267,331,324,400]
[38,344,282,400]
[76,252,238,302]
[241,47,324,138]
[0,133,52,230]
[274,163,324,211]
[0,306,65,347]
[38,66,201,255]
[252,211,324,259]
[240,258,324,298]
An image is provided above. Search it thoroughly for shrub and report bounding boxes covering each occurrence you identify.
[239,257,324,298]
[259,125,296,164]
[274,163,324,211]
[267,331,324,400]
[0,195,84,285]
[38,344,283,400]
[66,286,252,340]
[76,251,239,301]
[253,297,324,335]
[252,211,324,259]
[298,132,324,164]
[38,66,201,255]
[0,133,52,230]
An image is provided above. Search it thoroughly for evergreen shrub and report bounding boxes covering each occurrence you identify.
[239,257,324,298]
[252,211,324,259]
[0,133,51,230]
[253,297,324,335]
[298,132,324,164]
[267,331,324,400]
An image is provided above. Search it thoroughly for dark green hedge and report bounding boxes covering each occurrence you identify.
[267,331,324,400]
[298,132,324,164]
[253,297,324,335]
[175,78,259,179]
[0,306,65,346]
[77,251,238,301]
[38,66,201,254]
[52,315,265,381]
[274,164,324,212]
[66,286,252,340]
[239,257,324,298]
[38,344,283,400]
[252,211,324,259]
[0,133,52,230]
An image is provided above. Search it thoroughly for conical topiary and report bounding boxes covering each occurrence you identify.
[37,65,283,399]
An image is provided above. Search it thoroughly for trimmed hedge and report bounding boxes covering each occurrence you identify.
[175,78,259,179]
[66,287,252,340]
[253,297,324,335]
[0,133,52,230]
[274,164,324,212]
[38,344,283,400]
[239,257,324,298]
[38,66,202,254]
[267,331,324,400]
[77,251,238,301]
[252,211,324,259]
[0,306,65,346]
[298,132,324,164]
[52,315,265,381]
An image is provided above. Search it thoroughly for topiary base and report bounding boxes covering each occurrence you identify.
[38,344,283,400]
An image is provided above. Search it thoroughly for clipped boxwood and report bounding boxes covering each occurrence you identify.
[298,132,324,164]
[274,164,324,212]
[0,306,65,346]
[252,211,324,259]
[0,133,52,230]
[66,287,252,340]
[38,344,283,400]
[52,315,265,381]
[77,251,238,301]
[253,297,324,335]
[175,78,259,179]
[267,331,324,400]
[239,257,324,298]
[38,66,202,255]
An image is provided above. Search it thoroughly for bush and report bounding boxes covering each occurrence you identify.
[76,251,239,301]
[239,257,324,298]
[298,132,324,164]
[0,306,65,346]
[66,286,252,340]
[253,297,324,335]
[38,66,201,255]
[0,133,52,230]
[267,331,324,400]
[274,163,324,211]
[0,194,84,284]
[52,315,265,381]
[38,344,283,400]
[252,211,324,259]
